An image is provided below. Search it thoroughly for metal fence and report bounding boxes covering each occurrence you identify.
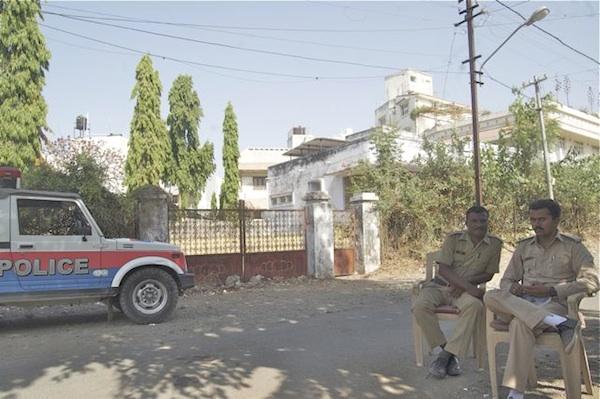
[244,209,305,253]
[168,207,305,256]
[333,210,356,249]
[169,209,240,255]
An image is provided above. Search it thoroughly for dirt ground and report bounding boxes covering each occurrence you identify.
[0,248,598,398]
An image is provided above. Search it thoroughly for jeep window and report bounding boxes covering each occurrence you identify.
[18,199,92,236]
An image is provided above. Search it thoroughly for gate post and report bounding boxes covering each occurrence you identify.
[350,193,380,274]
[304,191,334,279]
[133,185,170,242]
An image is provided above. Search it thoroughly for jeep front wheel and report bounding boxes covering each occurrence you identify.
[119,268,178,324]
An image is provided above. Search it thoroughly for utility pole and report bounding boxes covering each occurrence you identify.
[456,0,484,206]
[522,75,554,199]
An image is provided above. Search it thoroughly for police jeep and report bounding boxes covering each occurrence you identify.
[0,168,195,324]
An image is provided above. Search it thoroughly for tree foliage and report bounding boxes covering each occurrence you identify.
[166,75,215,208]
[22,140,135,239]
[219,102,240,209]
[124,55,170,192]
[0,0,50,170]
[352,95,597,256]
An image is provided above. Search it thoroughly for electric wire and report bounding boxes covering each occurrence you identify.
[495,0,600,65]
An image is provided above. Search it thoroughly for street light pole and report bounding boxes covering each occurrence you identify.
[455,3,551,206]
[522,75,554,199]
[456,0,484,206]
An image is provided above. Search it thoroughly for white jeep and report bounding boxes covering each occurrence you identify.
[0,185,194,324]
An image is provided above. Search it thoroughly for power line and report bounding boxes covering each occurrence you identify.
[494,0,600,65]
[42,11,470,77]
[39,23,326,80]
[41,4,598,33]
[442,29,458,98]
[42,6,454,33]
[43,11,405,71]
[41,6,445,57]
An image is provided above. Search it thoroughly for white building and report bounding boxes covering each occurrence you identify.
[268,128,423,210]
[423,103,600,160]
[375,69,471,136]
[239,147,291,208]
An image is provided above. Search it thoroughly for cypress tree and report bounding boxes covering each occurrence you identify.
[166,75,215,208]
[0,0,50,169]
[219,102,240,209]
[124,55,170,191]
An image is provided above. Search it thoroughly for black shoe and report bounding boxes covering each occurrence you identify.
[428,352,450,379]
[446,355,462,376]
[556,318,581,354]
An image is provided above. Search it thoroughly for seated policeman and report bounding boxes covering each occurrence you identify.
[412,205,502,378]
[484,199,599,399]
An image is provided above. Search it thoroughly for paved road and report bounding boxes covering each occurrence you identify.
[0,278,597,399]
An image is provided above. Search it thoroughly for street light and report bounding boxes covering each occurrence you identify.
[464,5,550,206]
[481,7,550,70]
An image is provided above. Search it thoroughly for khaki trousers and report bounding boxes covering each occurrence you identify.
[484,289,567,392]
[412,285,484,359]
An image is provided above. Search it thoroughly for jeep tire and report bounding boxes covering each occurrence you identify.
[119,268,178,324]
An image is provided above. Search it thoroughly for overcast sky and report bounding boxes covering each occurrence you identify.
[40,1,599,160]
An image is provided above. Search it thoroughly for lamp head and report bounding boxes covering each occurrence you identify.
[525,6,550,26]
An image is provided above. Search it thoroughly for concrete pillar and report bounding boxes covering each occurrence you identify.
[304,191,334,279]
[134,185,170,242]
[351,192,381,274]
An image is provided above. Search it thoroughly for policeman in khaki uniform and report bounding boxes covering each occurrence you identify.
[413,206,502,378]
[484,199,599,399]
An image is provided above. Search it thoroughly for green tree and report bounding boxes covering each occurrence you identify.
[166,75,215,208]
[553,153,600,236]
[0,0,50,170]
[481,95,561,240]
[23,142,136,239]
[219,102,240,209]
[124,55,170,191]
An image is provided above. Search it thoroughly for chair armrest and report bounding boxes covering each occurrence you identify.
[567,291,592,318]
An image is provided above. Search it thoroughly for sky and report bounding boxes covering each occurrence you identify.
[40,1,599,166]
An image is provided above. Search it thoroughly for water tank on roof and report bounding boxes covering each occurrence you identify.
[292,126,306,135]
[75,115,88,131]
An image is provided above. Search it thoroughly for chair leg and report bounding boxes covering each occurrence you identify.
[474,312,486,369]
[580,340,593,395]
[560,344,582,399]
[412,314,424,367]
[487,335,499,399]
[527,362,538,390]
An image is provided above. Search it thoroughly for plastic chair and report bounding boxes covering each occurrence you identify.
[486,291,593,399]
[411,251,486,369]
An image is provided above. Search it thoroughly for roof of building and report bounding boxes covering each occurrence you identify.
[282,137,347,157]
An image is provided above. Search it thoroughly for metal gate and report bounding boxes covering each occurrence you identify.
[333,210,356,276]
[169,204,306,283]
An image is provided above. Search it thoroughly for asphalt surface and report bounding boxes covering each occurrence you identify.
[0,279,598,399]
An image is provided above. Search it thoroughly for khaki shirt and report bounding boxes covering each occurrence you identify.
[437,231,503,282]
[500,231,599,300]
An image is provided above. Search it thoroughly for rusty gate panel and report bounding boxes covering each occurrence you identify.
[171,206,308,282]
[185,254,242,285]
[334,249,355,276]
[333,210,356,276]
[244,250,307,279]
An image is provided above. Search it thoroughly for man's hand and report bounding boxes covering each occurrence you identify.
[509,282,523,296]
[450,286,464,298]
[522,282,552,297]
[467,286,485,299]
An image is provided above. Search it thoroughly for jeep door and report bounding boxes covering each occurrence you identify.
[10,196,105,292]
[0,195,22,294]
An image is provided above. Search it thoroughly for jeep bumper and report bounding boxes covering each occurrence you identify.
[179,273,196,291]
